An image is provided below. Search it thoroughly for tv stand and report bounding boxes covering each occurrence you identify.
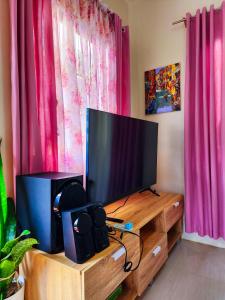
[22,191,183,300]
[139,186,160,197]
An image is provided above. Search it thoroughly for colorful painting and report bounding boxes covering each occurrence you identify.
[145,63,181,115]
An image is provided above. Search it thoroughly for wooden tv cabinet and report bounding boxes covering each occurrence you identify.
[22,191,183,300]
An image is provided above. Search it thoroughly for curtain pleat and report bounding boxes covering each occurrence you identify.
[10,0,58,190]
[10,0,43,177]
[33,0,58,172]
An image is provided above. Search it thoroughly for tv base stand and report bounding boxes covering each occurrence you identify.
[139,186,160,197]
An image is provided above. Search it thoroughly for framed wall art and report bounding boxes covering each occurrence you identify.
[145,63,181,115]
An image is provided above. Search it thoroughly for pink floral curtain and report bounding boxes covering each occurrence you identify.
[52,0,118,173]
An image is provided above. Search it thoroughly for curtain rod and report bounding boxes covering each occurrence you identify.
[172,17,186,25]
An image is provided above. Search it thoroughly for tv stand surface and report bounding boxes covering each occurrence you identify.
[22,191,184,300]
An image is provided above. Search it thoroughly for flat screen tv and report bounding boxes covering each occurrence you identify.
[86,109,158,206]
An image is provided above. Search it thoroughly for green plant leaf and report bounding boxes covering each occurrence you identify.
[1,230,31,257]
[5,198,16,243]
[0,276,13,295]
[0,260,15,278]
[1,238,17,259]
[21,230,31,236]
[0,260,15,295]
[10,238,38,267]
[0,155,8,249]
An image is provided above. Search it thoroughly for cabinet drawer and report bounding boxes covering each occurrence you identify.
[83,233,139,300]
[164,200,183,232]
[136,234,168,296]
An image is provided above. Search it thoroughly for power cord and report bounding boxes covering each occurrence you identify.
[108,235,132,272]
[108,230,144,273]
[123,230,144,271]
[107,196,130,215]
[107,226,117,235]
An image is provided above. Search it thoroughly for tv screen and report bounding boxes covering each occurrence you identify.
[86,109,158,206]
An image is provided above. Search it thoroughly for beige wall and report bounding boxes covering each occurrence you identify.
[129,0,225,195]
[128,0,225,247]
[0,0,13,197]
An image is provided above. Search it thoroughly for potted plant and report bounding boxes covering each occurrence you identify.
[0,229,38,300]
[0,139,38,299]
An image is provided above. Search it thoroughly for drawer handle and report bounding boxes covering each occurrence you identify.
[112,247,126,261]
[152,246,161,256]
[173,201,180,208]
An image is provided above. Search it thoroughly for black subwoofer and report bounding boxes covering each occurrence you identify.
[16,172,84,253]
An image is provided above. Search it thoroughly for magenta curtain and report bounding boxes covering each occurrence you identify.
[10,0,42,176]
[185,3,225,239]
[33,0,58,171]
[10,0,58,181]
[114,15,131,116]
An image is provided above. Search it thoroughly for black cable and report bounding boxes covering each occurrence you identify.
[108,235,131,272]
[107,196,130,215]
[123,230,144,271]
[108,230,144,272]
[107,226,117,235]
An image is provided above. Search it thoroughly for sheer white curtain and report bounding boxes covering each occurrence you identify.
[52,0,117,173]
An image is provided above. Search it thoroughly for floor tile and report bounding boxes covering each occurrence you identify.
[142,240,225,300]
